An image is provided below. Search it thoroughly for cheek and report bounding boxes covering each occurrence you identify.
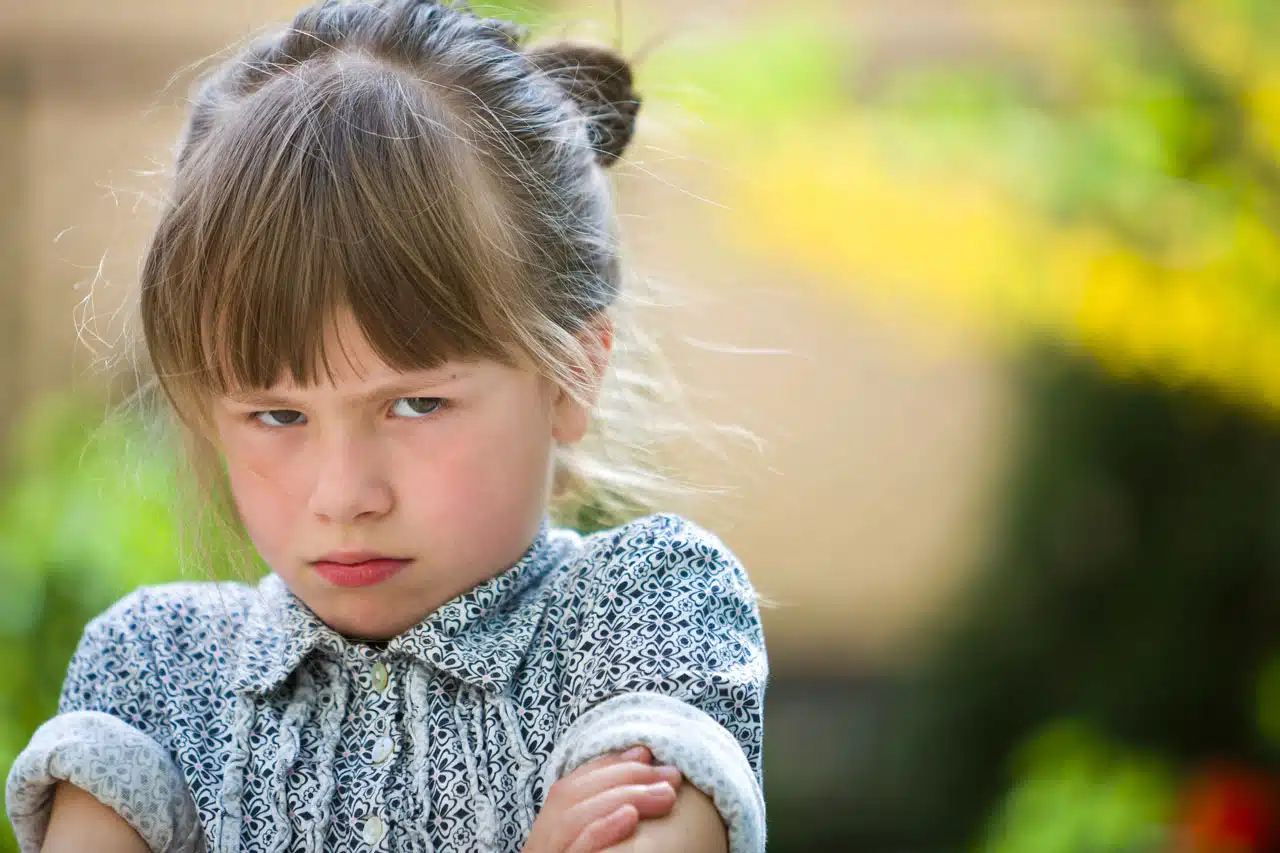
[412,404,553,516]
[219,434,304,559]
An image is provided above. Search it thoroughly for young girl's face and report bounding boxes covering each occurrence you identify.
[211,310,586,640]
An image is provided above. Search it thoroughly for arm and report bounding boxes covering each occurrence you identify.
[604,781,728,853]
[42,783,150,853]
[523,747,687,853]
[6,590,205,853]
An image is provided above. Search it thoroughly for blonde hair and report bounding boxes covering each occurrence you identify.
[118,0,725,572]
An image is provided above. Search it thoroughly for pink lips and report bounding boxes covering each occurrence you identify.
[311,552,411,588]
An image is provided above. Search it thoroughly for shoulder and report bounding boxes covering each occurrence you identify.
[554,512,761,620]
[73,579,261,667]
[587,511,752,582]
[87,578,260,633]
[544,513,769,770]
[59,579,261,719]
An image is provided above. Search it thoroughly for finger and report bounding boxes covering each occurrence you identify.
[577,746,650,773]
[559,782,677,846]
[554,760,682,808]
[564,804,639,853]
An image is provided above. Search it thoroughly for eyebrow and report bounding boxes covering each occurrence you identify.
[224,368,472,407]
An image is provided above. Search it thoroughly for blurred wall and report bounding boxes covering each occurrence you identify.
[0,0,1016,672]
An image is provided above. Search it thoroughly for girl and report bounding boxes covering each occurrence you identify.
[4,1,768,852]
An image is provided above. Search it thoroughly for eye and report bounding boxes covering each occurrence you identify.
[392,397,446,418]
[253,409,307,427]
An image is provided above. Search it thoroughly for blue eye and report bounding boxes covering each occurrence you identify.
[392,397,445,418]
[254,410,306,427]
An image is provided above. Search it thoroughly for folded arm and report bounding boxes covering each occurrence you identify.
[41,783,150,853]
[605,780,729,853]
[543,693,764,853]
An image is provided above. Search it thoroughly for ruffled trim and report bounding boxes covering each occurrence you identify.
[405,665,437,853]
[307,657,349,851]
[497,695,539,837]
[452,684,498,853]
[5,710,206,853]
[267,664,316,853]
[215,694,256,852]
[542,692,766,853]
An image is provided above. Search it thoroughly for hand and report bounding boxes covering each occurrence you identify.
[522,745,684,853]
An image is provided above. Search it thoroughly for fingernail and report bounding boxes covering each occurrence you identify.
[646,782,675,795]
[622,746,649,761]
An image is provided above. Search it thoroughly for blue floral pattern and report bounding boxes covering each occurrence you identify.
[6,512,768,853]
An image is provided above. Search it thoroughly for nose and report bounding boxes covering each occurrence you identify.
[306,428,394,525]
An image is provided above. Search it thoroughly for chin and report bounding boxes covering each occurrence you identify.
[311,591,416,641]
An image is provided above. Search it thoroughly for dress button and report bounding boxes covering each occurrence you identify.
[371,662,389,694]
[361,814,387,845]
[370,735,395,765]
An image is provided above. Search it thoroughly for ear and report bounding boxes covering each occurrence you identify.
[552,313,615,445]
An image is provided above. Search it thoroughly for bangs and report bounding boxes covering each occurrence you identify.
[144,55,526,398]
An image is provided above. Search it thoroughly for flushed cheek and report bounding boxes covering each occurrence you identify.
[401,425,549,547]
[401,445,506,526]
[222,452,306,567]
[226,430,322,507]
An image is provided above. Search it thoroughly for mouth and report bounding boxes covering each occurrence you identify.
[310,553,412,589]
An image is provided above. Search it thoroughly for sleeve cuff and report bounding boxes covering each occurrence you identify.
[4,710,205,853]
[543,692,766,853]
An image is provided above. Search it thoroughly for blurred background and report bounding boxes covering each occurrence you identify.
[2,0,1280,850]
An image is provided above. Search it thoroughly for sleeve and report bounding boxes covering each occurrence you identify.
[543,513,769,853]
[4,590,206,853]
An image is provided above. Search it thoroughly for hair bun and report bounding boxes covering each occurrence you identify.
[525,41,641,167]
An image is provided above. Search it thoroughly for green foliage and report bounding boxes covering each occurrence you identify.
[866,50,1231,256]
[637,13,850,136]
[979,721,1175,853]
[469,0,551,29]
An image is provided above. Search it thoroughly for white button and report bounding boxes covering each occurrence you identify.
[361,814,387,845]
[371,662,389,694]
[370,735,395,765]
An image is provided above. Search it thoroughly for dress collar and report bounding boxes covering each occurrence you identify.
[231,516,562,696]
